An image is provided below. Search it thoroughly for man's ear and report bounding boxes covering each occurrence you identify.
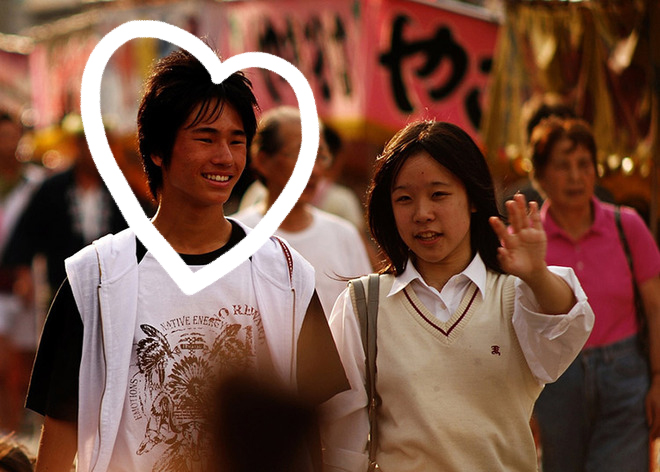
[251,150,269,176]
[151,154,163,168]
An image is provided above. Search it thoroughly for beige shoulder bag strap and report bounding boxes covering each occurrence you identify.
[352,274,380,471]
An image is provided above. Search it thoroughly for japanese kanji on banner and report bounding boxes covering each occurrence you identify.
[206,0,499,143]
[20,0,500,144]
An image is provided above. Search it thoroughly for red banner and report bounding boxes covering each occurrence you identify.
[363,0,498,141]
[0,49,30,117]
[24,1,499,143]
[206,0,498,142]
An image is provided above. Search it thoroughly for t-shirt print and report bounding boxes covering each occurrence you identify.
[128,305,266,470]
[110,254,270,472]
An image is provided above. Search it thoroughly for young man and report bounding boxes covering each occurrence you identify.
[26,49,348,472]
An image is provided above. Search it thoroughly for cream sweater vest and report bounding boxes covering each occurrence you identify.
[363,271,542,471]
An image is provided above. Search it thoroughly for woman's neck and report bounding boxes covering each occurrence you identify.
[548,202,594,240]
[412,254,471,292]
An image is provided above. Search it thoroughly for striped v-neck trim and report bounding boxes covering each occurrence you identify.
[403,285,479,337]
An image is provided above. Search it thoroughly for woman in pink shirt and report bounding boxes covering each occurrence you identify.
[530,117,660,472]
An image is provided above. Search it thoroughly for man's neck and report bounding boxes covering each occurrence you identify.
[265,198,313,233]
[151,205,233,254]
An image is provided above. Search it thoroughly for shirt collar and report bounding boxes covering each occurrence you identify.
[389,253,487,298]
[541,196,607,240]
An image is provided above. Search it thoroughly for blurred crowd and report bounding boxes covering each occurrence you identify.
[0,79,658,471]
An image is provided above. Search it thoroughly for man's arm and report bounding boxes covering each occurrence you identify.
[318,287,370,472]
[34,416,77,472]
[297,291,349,406]
[27,279,82,470]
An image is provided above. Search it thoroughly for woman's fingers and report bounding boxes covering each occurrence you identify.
[507,194,535,233]
[489,216,510,246]
[529,201,543,230]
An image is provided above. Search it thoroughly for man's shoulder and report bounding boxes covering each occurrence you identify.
[230,205,263,229]
[251,234,314,287]
[22,168,73,209]
[311,206,361,235]
[66,229,136,274]
[37,167,75,191]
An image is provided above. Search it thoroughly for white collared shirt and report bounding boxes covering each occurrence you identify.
[391,255,487,323]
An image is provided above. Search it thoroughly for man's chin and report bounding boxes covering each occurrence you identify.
[301,185,317,201]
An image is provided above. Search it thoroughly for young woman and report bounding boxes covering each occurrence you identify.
[320,120,594,472]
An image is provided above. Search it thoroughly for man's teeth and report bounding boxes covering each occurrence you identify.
[204,174,229,182]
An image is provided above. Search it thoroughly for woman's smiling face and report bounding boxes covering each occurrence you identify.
[391,151,473,276]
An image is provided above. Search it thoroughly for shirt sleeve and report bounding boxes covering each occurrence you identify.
[513,266,595,384]
[25,278,82,421]
[318,286,370,472]
[622,207,660,284]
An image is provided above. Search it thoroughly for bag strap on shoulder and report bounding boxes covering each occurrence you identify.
[352,273,380,471]
[614,206,648,356]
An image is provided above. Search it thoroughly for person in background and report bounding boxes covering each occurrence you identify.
[309,124,366,233]
[503,98,616,207]
[25,48,347,472]
[320,120,594,471]
[530,117,660,472]
[0,434,34,472]
[232,106,372,316]
[0,112,45,435]
[1,114,127,307]
[237,121,366,232]
[212,373,317,472]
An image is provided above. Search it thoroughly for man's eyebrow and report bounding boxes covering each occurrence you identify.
[191,127,218,134]
[190,127,246,136]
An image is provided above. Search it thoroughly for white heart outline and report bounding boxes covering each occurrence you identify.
[80,20,319,295]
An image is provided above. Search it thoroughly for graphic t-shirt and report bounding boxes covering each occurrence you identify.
[26,222,349,472]
[109,252,274,472]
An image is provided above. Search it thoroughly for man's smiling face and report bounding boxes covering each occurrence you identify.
[152,100,247,211]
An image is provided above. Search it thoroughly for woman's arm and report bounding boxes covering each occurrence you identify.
[641,276,660,438]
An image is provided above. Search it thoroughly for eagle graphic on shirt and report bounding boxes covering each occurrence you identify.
[129,309,262,472]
